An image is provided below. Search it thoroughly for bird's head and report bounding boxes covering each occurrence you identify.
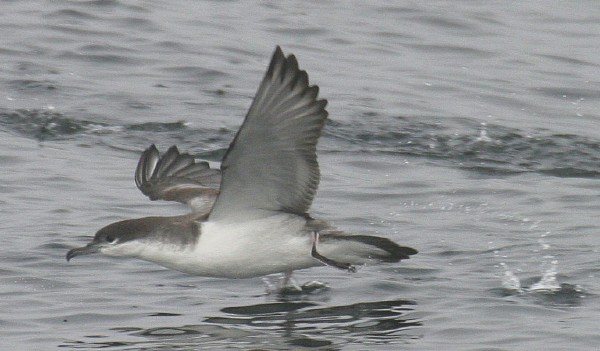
[66,219,144,261]
[66,216,199,262]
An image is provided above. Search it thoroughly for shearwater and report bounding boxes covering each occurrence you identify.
[66,46,417,287]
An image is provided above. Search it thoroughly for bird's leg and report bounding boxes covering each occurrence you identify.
[263,271,302,294]
[281,271,293,286]
[280,271,302,291]
[311,231,356,272]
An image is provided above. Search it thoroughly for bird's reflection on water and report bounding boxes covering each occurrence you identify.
[62,298,422,349]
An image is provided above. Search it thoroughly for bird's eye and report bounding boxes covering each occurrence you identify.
[106,236,117,244]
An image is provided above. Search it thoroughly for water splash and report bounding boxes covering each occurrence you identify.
[500,262,522,293]
[496,235,585,307]
[475,122,492,143]
[498,232,562,294]
[499,260,563,295]
[528,258,561,293]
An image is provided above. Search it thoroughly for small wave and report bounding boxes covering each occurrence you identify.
[0,108,191,142]
[0,109,90,141]
[326,117,600,179]
[4,108,599,180]
[0,108,232,161]
[7,79,58,92]
[127,121,189,132]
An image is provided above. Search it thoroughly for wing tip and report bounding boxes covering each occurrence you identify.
[135,144,159,189]
[267,46,328,119]
[134,144,221,200]
[267,46,312,89]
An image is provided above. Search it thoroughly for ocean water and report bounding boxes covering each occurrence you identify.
[1,1,599,350]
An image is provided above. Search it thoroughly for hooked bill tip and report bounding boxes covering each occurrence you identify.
[66,249,76,262]
[66,244,99,262]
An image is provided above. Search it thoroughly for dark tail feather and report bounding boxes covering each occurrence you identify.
[327,235,418,262]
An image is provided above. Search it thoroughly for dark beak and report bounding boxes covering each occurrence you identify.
[66,243,100,261]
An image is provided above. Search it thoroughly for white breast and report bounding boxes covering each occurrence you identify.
[137,214,318,278]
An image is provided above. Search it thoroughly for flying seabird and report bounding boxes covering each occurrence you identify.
[66,46,417,286]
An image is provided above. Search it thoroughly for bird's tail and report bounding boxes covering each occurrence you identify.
[319,234,417,265]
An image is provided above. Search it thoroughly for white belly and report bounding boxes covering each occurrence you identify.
[139,214,318,278]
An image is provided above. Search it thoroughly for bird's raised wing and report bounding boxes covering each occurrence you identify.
[135,144,221,214]
[209,46,328,222]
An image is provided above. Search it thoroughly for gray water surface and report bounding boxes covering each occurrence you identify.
[1,1,599,350]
